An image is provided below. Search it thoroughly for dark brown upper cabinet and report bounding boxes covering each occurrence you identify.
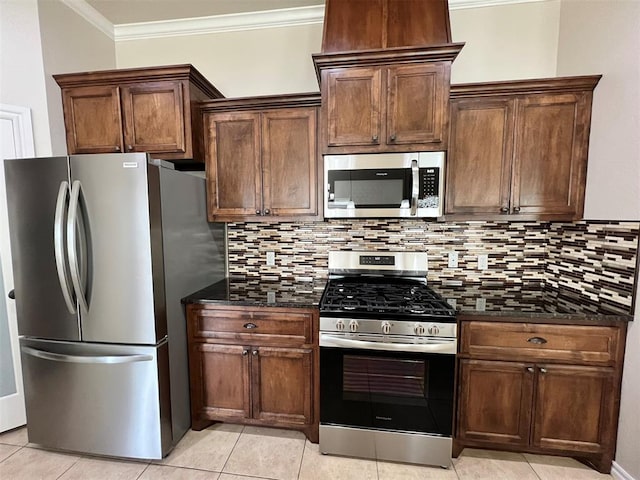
[446,76,601,221]
[321,0,451,53]
[313,45,463,154]
[54,64,223,161]
[202,93,321,222]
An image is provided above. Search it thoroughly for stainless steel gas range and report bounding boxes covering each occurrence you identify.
[319,251,456,468]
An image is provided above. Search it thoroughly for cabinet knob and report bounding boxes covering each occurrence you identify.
[526,367,534,373]
[500,207,509,213]
[513,206,521,213]
[389,134,396,142]
[242,349,249,356]
[539,367,548,374]
[126,145,133,151]
[372,135,379,143]
[255,210,261,215]
[252,350,259,356]
[114,146,121,152]
[264,209,271,215]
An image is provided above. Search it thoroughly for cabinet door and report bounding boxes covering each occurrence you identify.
[386,63,448,145]
[61,85,123,154]
[457,359,533,446]
[251,347,313,426]
[532,364,615,454]
[446,98,515,215]
[192,343,250,421]
[324,67,382,147]
[262,108,318,217]
[512,93,590,218]
[120,81,186,155]
[205,112,262,219]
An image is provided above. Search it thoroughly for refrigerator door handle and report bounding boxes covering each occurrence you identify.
[67,180,89,314]
[54,181,76,314]
[21,346,153,365]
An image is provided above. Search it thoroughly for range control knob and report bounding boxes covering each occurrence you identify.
[414,323,426,336]
[349,320,359,333]
[381,321,391,335]
[428,324,440,336]
[335,319,345,332]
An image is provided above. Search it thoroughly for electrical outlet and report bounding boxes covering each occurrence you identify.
[447,251,459,268]
[267,291,276,303]
[266,251,275,266]
[477,254,489,270]
[475,297,486,311]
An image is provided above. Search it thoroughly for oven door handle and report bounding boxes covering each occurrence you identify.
[320,333,456,354]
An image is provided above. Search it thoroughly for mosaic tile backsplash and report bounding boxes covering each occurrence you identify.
[226,220,639,314]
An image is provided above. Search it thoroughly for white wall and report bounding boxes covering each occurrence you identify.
[116,24,323,97]
[0,0,52,156]
[450,0,561,83]
[37,0,116,155]
[556,2,640,478]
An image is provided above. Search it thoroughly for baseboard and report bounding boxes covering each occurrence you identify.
[611,461,637,480]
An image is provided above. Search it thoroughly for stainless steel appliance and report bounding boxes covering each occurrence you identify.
[319,251,456,468]
[324,152,445,218]
[4,153,226,459]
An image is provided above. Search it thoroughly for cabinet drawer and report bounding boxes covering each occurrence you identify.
[190,307,313,345]
[460,321,620,365]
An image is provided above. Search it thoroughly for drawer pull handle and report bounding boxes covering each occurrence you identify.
[243,323,258,329]
[527,336,547,345]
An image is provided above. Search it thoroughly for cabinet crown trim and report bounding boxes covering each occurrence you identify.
[450,75,602,98]
[312,43,465,82]
[54,64,224,99]
[201,92,321,112]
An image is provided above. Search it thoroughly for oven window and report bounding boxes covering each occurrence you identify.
[320,347,454,436]
[343,355,427,404]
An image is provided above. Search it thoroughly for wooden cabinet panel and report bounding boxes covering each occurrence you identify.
[446,98,514,214]
[61,85,123,154]
[386,0,451,48]
[447,77,599,221]
[458,359,533,446]
[460,321,620,365]
[387,63,447,145]
[325,67,382,146]
[322,0,384,53]
[252,347,313,425]
[206,112,262,218]
[193,343,250,420]
[513,93,587,217]
[121,81,185,154]
[532,364,614,453]
[262,108,317,216]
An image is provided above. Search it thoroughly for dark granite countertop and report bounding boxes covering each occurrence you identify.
[182,277,633,322]
[430,282,633,323]
[182,277,326,309]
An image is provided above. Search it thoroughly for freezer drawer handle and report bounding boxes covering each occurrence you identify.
[22,346,153,365]
[54,180,76,315]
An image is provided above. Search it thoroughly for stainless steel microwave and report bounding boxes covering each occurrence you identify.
[324,152,445,218]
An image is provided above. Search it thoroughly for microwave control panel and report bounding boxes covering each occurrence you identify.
[418,167,440,208]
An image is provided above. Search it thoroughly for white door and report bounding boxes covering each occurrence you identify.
[0,104,35,432]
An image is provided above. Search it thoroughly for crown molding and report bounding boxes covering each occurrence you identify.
[61,0,550,43]
[59,0,114,40]
[114,5,325,41]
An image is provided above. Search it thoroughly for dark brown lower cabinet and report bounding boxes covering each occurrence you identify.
[455,318,627,474]
[186,304,319,442]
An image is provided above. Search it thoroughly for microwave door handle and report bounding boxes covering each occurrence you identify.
[411,159,419,216]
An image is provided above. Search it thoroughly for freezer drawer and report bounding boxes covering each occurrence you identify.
[20,338,172,460]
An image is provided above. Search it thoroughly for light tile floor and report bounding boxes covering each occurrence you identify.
[0,424,613,480]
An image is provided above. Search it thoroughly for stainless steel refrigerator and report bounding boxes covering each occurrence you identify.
[4,153,226,459]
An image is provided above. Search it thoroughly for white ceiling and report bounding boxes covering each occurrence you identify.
[85,0,323,25]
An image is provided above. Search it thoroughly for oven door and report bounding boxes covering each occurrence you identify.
[320,341,455,437]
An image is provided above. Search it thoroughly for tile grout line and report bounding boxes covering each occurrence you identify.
[218,424,245,476]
